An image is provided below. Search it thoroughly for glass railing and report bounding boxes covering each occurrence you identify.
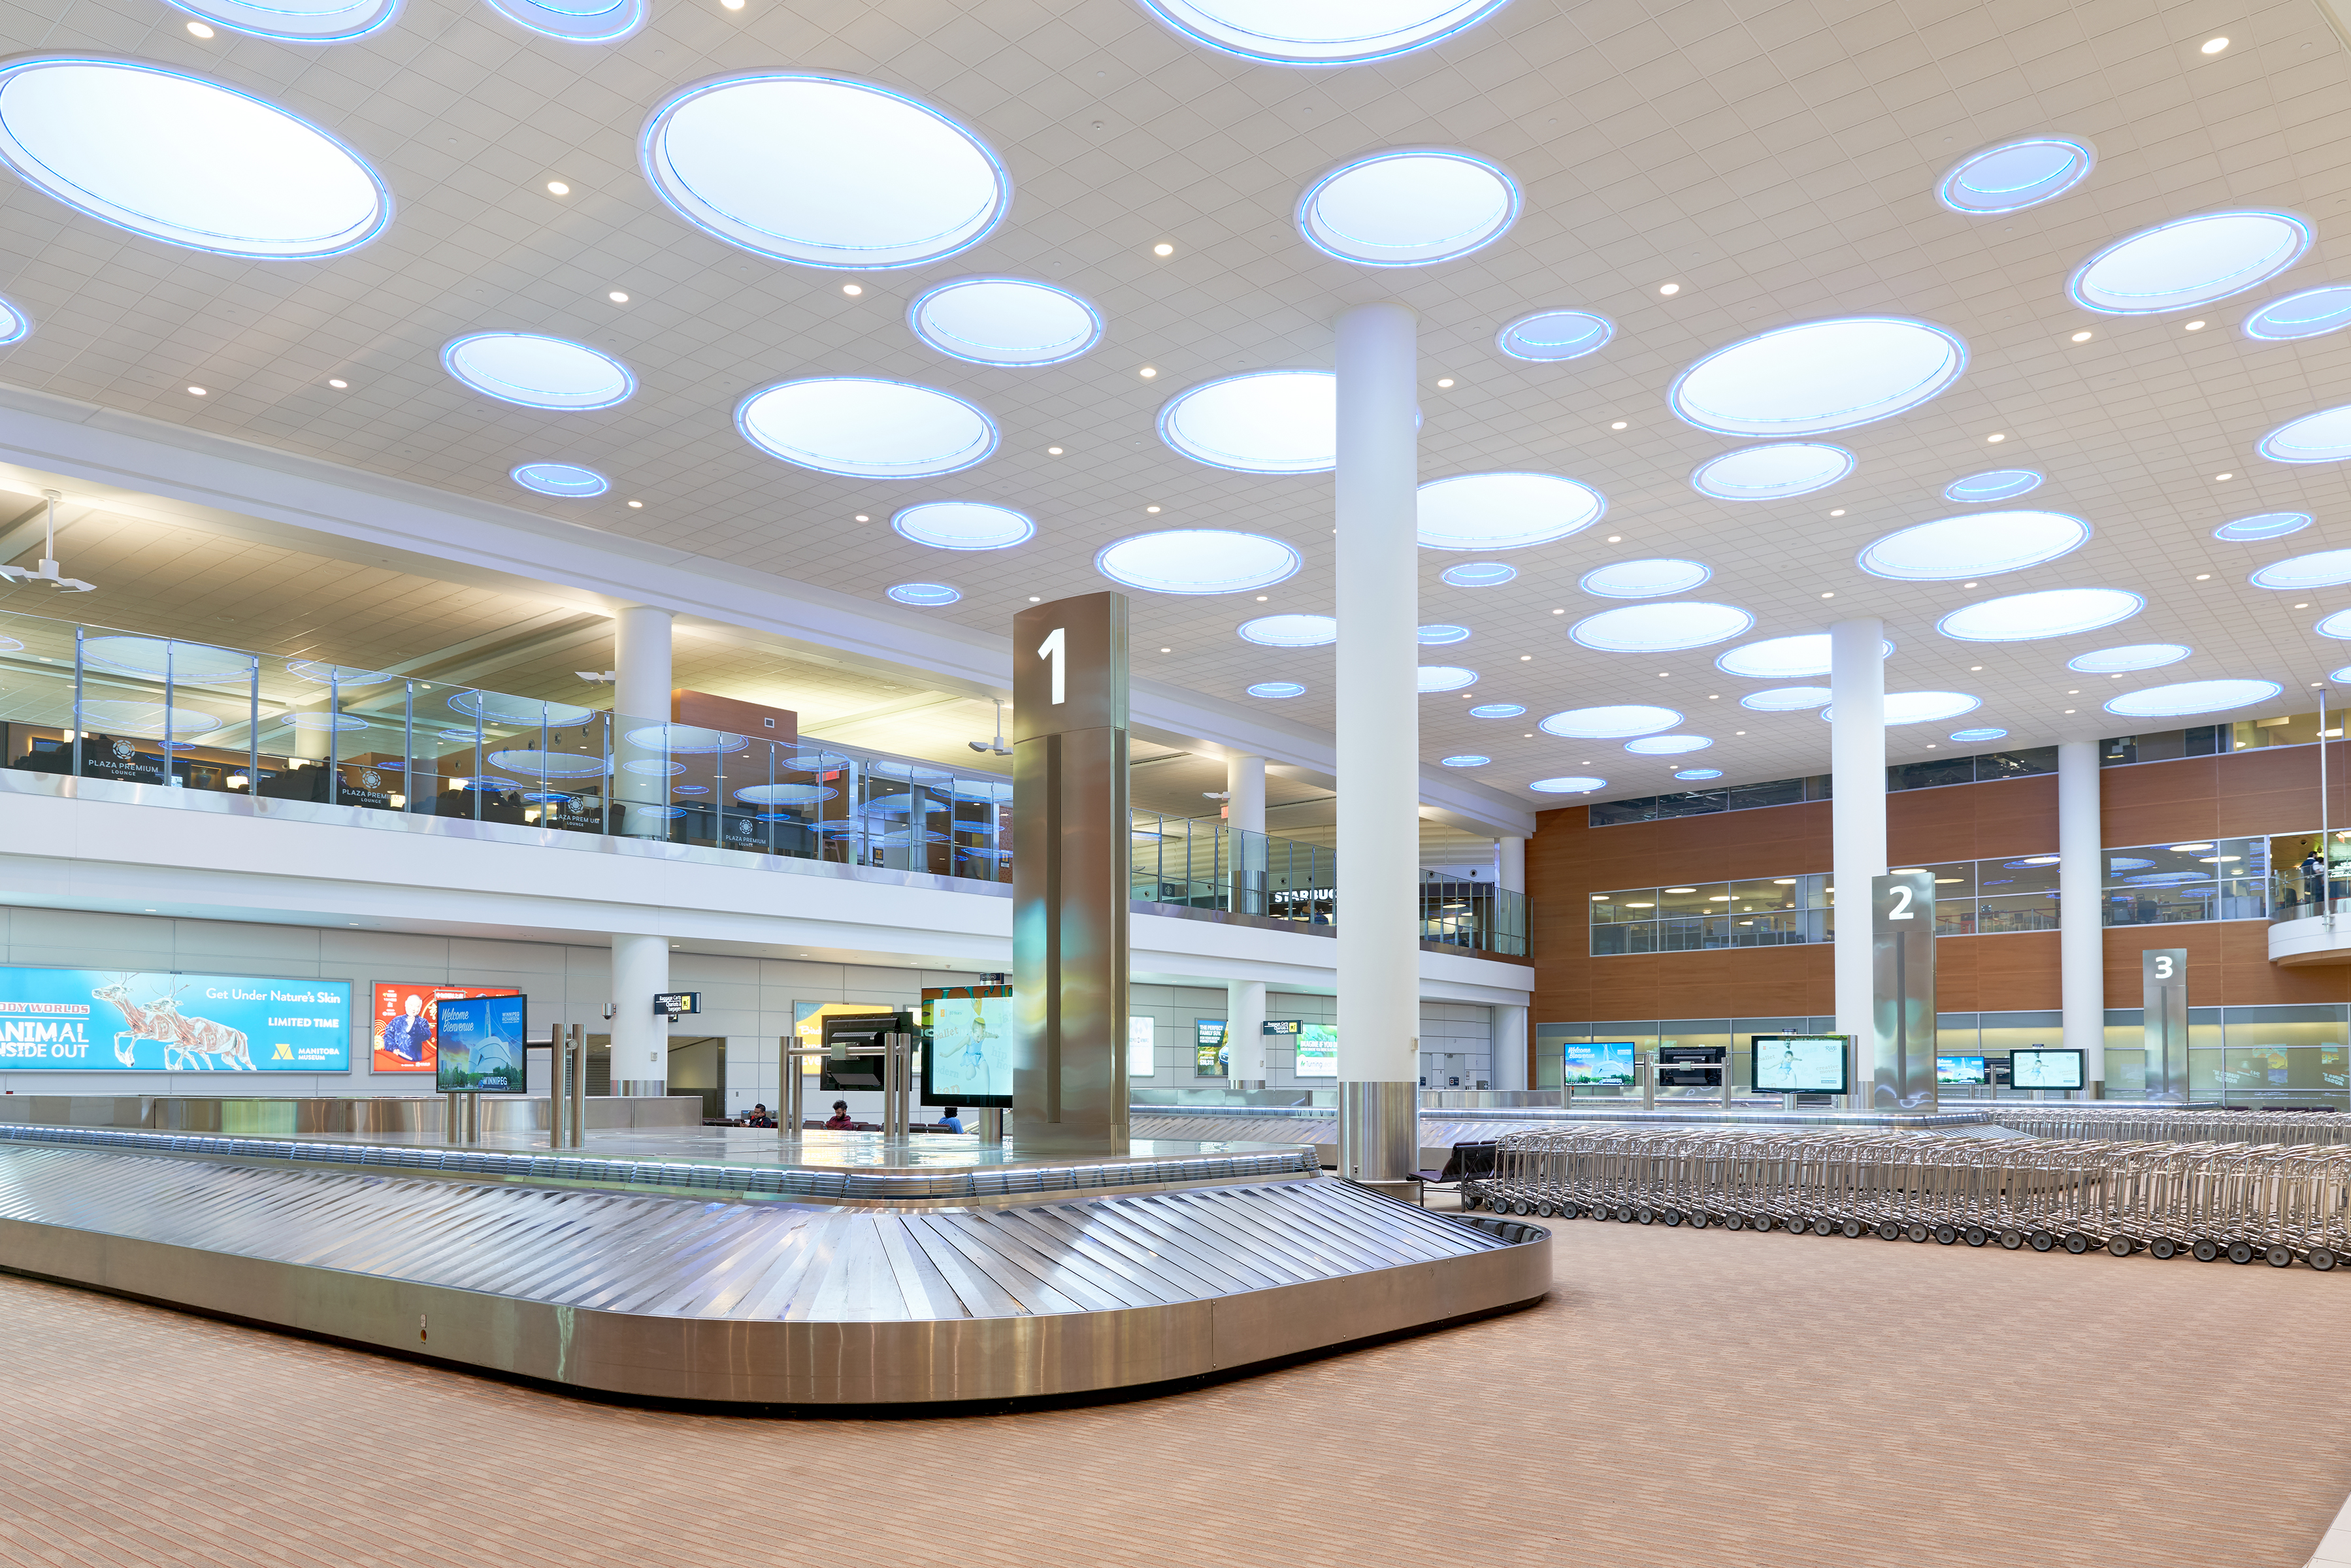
[1128,810,1334,921]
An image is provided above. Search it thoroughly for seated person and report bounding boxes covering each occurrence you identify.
[937,1105,965,1134]
[823,1098,856,1130]
[742,1102,774,1128]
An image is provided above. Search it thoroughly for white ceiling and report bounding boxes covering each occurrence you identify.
[0,0,2348,806]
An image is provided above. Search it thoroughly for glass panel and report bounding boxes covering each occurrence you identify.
[1654,917,1704,951]
[1977,853,2061,898]
[2103,879,2218,926]
[1588,798,1654,826]
[1724,777,1805,809]
[1651,791,1726,818]
[1655,1021,1729,1098]
[1727,877,1803,915]
[1976,746,2057,778]
[1980,1011,2063,1096]
[1977,891,2060,932]
[1651,883,1719,919]
[1590,889,1652,924]
[1887,757,1973,791]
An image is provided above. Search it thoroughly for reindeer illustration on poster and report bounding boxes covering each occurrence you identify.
[92,977,256,1070]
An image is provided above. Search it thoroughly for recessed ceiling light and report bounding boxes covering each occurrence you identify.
[1950,727,2007,742]
[2214,510,2310,541]
[1145,504,1161,513]
[1820,591,1834,598]
[1716,633,1890,679]
[442,333,635,410]
[2214,472,2231,481]
[1541,705,1680,738]
[1669,316,1966,436]
[327,378,347,388]
[1828,508,1845,516]
[2196,573,2211,580]
[1627,734,1710,755]
[2185,319,2205,331]
[1247,681,1306,698]
[1858,510,2088,580]
[888,582,961,607]
[1970,665,1982,670]
[1153,242,1174,256]
[2069,644,2190,672]
[187,385,207,395]
[2201,35,2228,53]
[1530,776,1608,793]
[1571,602,1753,653]
[2070,330,2093,342]
[1820,691,1981,725]
[736,377,998,478]
[1937,587,2143,642]
[1468,703,1524,717]
[1610,420,1628,430]
[1658,282,1681,295]
[546,180,570,195]
[1945,468,2044,503]
[1937,135,2095,214]
[1417,470,1604,550]
[1160,647,1172,653]
[1985,432,2005,442]
[627,499,643,508]
[1046,445,1063,454]
[853,513,869,521]
[910,277,1102,366]
[893,500,1035,551]
[511,462,608,498]
[2070,210,2311,314]
[1417,666,1477,691]
[1028,595,1041,602]
[2243,286,2351,342]
[185,20,214,36]
[1098,530,1302,595]
[1436,376,1455,387]
[1739,687,1832,711]
[1160,370,1337,473]
[1519,654,1532,661]
[1296,148,1521,267]
[1581,558,1711,598]
[2250,549,2351,591]
[842,283,864,296]
[2260,404,2351,464]
[1138,365,1159,378]
[1498,308,1613,362]
[1138,0,1511,63]
[2297,602,2310,608]
[1441,755,1490,768]
[1551,608,1564,613]
[1441,561,1516,587]
[1689,442,1854,501]
[2108,679,2282,719]
[608,290,629,302]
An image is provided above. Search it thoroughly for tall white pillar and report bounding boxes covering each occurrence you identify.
[1830,619,1886,1055]
[1225,978,1266,1088]
[1497,836,1526,892]
[614,604,674,838]
[1334,301,1420,1184]
[1490,1003,1528,1092]
[1226,753,1266,916]
[2058,739,2105,1097]
[610,931,669,1098]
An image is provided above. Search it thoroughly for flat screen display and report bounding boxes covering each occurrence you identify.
[1194,1019,1226,1077]
[921,988,1010,1107]
[2010,1047,2085,1090]
[1751,1035,1849,1094]
[370,982,520,1075]
[1128,1016,1155,1076]
[1295,1023,1337,1077]
[1936,1054,1989,1085]
[0,966,351,1072]
[434,993,527,1092]
[1562,1041,1636,1086]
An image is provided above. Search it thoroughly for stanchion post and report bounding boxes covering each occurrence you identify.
[548,1021,568,1149]
[567,1024,585,1148]
[781,1036,801,1135]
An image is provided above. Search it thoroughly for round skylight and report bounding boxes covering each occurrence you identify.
[1495,308,1613,363]
[484,0,641,41]
[2251,550,2351,591]
[1417,665,1477,691]
[1674,768,1723,780]
[1468,702,1524,718]
[1530,776,1607,794]
[1570,602,1754,653]
[2215,510,2312,542]
[1715,634,1891,679]
[2104,679,2282,718]
[0,296,26,346]
[2068,644,2190,673]
[1417,471,1605,550]
[1740,687,1832,711]
[1945,468,2043,503]
[442,333,634,411]
[1668,318,1967,437]
[1625,734,1711,755]
[1239,613,1336,647]
[1949,727,2008,742]
[1858,510,2089,580]
[1133,0,1512,64]
[1936,136,2095,214]
[640,73,1007,270]
[1539,705,1681,739]
[2260,406,2351,465]
[162,0,399,39]
[908,277,1102,367]
[1821,691,1981,725]
[1097,530,1302,594]
[2243,285,2351,342]
[1937,588,2143,641]
[1296,148,1520,267]
[2333,666,2351,682]
[511,462,608,498]
[888,582,960,606]
[1441,561,1517,587]
[1439,755,1490,768]
[2320,611,2351,640]
[0,59,390,259]
[891,501,1034,551]
[1159,370,1335,474]
[1580,559,1712,598]
[1248,681,1306,698]
[1688,443,1854,501]
[1417,623,1471,644]
[2068,210,2312,314]
[736,378,997,479]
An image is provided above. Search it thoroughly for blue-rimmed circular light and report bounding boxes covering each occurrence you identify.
[1689,443,1854,501]
[511,462,608,497]
[1580,559,1711,598]
[1418,471,1604,550]
[2069,210,2312,314]
[442,333,634,411]
[2105,679,2282,718]
[736,378,997,479]
[1674,768,1722,780]
[1571,602,1752,653]
[1098,530,1301,595]
[1530,776,1607,794]
[908,276,1102,366]
[0,57,391,260]
[2244,285,2351,342]
[888,581,960,606]
[1468,702,1524,718]
[1133,0,1512,64]
[1240,613,1336,647]
[1950,727,2008,742]
[81,636,252,681]
[1945,468,2043,503]
[625,723,749,755]
[1496,307,1613,362]
[285,659,395,684]
[163,0,400,40]
[2333,666,2351,682]
[1247,681,1306,698]
[484,0,640,42]
[1296,148,1519,267]
[640,71,1007,269]
[2320,610,2351,640]
[1716,634,1891,679]
[1539,705,1680,739]
[1626,734,1710,755]
[2252,550,2351,591]
[2260,406,2351,465]
[449,691,593,725]
[1418,623,1471,644]
[1859,510,2089,581]
[1741,687,1831,711]
[2069,644,2189,673]
[1821,691,1980,725]
[0,295,27,346]
[1669,317,1967,437]
[1159,370,1334,474]
[2216,510,2312,541]
[891,501,1033,551]
[1441,561,1516,587]
[1439,754,1489,768]
[1417,665,1477,691]
[1937,588,2143,641]
[1937,136,2094,214]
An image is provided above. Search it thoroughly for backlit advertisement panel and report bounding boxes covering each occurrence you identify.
[1294,1023,1338,1077]
[370,982,522,1075]
[0,966,350,1071]
[435,993,527,1092]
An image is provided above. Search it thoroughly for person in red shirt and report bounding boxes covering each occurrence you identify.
[823,1099,855,1130]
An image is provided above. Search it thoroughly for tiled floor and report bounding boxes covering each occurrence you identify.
[1,1204,2343,1567]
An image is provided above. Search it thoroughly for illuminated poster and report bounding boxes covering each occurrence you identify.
[1562,1041,1636,1086]
[1936,1054,1988,1085]
[0,966,350,1071]
[1194,1019,1226,1077]
[1128,1016,1155,1076]
[370,982,521,1075]
[1752,1035,1849,1093]
[929,993,1012,1102]
[435,993,527,1092]
[1294,1023,1337,1077]
[2010,1048,2084,1090]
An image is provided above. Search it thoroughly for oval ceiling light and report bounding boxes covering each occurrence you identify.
[442,333,634,411]
[1417,470,1605,550]
[908,276,1103,367]
[2067,644,2190,673]
[1439,754,1490,767]
[1296,148,1519,267]
[2243,284,2351,342]
[891,500,1034,550]
[1858,510,2089,580]
[1944,468,2044,503]
[888,581,960,606]
[1530,776,1608,793]
[163,0,401,40]
[1417,665,1477,691]
[1688,442,1854,500]
[1570,602,1752,653]
[1740,686,1832,711]
[2068,209,2312,314]
[1668,317,1967,437]
[1239,613,1336,646]
[2214,510,2312,542]
[1539,704,1681,739]
[1949,727,2008,742]
[1247,681,1306,698]
[0,295,27,346]
[1417,623,1471,644]
[1580,558,1711,598]
[2321,610,2351,640]
[1674,768,1723,780]
[1937,587,2143,641]
[1159,370,1335,474]
[1441,561,1517,587]
[2259,405,2351,465]
[1468,702,1524,717]
[80,636,253,682]
[1715,633,1891,679]
[1936,135,2095,214]
[1495,307,1613,363]
[510,462,608,497]
[736,378,997,479]
[640,72,1007,269]
[1133,0,1512,63]
[484,0,641,42]
[1822,691,1981,725]
[1625,734,1711,755]
[2252,549,2351,590]
[2105,678,2282,718]
[0,58,389,259]
[1097,529,1302,594]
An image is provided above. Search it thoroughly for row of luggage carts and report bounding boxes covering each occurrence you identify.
[1460,1126,2351,1269]
[1982,1107,2351,1146]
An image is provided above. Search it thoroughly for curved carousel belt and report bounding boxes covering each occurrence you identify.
[0,1131,1550,1405]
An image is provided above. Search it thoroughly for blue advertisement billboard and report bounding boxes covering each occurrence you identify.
[434,992,527,1092]
[0,967,352,1071]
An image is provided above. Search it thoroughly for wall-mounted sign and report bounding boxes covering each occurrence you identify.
[370,982,521,1075]
[653,991,702,1017]
[1128,1016,1155,1076]
[435,993,527,1093]
[1295,1022,1338,1077]
[1194,1018,1226,1077]
[0,966,350,1072]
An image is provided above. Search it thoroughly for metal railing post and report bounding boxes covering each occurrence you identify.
[70,627,82,779]
[161,642,175,787]
[782,1036,802,1133]
[568,1024,585,1147]
[548,1019,567,1148]
[247,659,260,804]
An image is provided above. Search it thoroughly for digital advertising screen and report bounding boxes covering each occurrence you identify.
[0,966,350,1073]
[1294,1023,1337,1077]
[2010,1047,2085,1090]
[1128,1015,1155,1076]
[370,982,521,1075]
[433,993,527,1092]
[1751,1034,1849,1094]
[1561,1041,1637,1086]
[921,987,1011,1107]
[1194,1019,1226,1077]
[1936,1054,1990,1085]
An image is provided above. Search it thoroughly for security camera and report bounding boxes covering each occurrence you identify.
[968,741,991,753]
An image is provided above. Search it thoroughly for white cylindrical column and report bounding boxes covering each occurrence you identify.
[613,605,674,838]
[610,932,669,1098]
[1225,979,1266,1088]
[2058,739,2105,1097]
[1334,301,1420,1185]
[1226,753,1267,917]
[1830,618,1886,1058]
[1497,836,1526,893]
[1490,1003,1528,1092]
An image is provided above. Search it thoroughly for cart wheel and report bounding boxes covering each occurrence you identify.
[1635,1205,1656,1225]
[1840,1218,1864,1239]
[2107,1235,2134,1258]
[1617,1205,1636,1223]
[1511,1200,1531,1217]
[2063,1232,2091,1254]
[2192,1238,2220,1262]
[1999,1229,2024,1250]
[1877,1220,1902,1241]
[2149,1236,2179,1260]
[2227,1241,2256,1265]
[1907,1222,1932,1243]
[2309,1247,2337,1272]
[1721,1213,1744,1232]
[2267,1244,2295,1268]
[1784,1217,1810,1236]
[1557,1201,1580,1220]
[1935,1224,1958,1245]
[2029,1230,2056,1252]
[1661,1207,1683,1227]
[1964,1226,1988,1248]
[1534,1201,1554,1218]
[1687,1210,1710,1230]
[1806,1217,1830,1236]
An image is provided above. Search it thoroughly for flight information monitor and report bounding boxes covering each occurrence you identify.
[1935,1054,1990,1085]
[1561,1041,1636,1086]
[1751,1034,1849,1094]
[2010,1047,2085,1090]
